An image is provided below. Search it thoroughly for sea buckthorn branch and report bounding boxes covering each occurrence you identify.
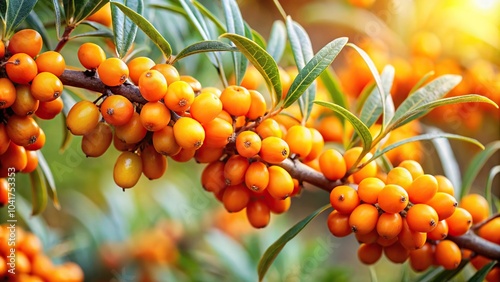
[278,158,340,192]
[448,232,500,260]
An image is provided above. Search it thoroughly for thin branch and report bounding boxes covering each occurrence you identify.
[448,232,500,260]
[278,158,341,193]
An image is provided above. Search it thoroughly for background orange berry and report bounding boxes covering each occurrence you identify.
[357,243,383,265]
[398,219,427,250]
[284,125,312,157]
[329,185,360,214]
[446,207,473,236]
[435,175,455,196]
[478,218,500,245]
[151,63,180,85]
[97,58,129,86]
[459,193,489,224]
[407,174,438,204]
[398,160,424,179]
[78,43,106,69]
[343,147,377,184]
[385,167,413,190]
[319,149,347,181]
[434,240,461,270]
[256,118,282,139]
[246,89,267,120]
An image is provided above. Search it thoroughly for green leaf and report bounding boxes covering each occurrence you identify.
[111,0,143,58]
[372,132,484,162]
[347,43,389,127]
[111,1,172,58]
[461,141,500,200]
[29,167,48,216]
[409,70,435,94]
[36,151,60,209]
[0,0,38,38]
[319,68,348,111]
[63,0,108,26]
[389,75,461,129]
[427,260,468,282]
[149,3,187,17]
[70,29,114,39]
[192,0,226,33]
[173,40,237,63]
[222,0,248,86]
[26,11,53,51]
[427,126,461,192]
[355,81,376,114]
[485,166,500,216]
[267,20,286,62]
[257,204,331,282]
[468,259,497,282]
[52,0,62,40]
[220,33,282,107]
[250,27,267,50]
[394,94,497,130]
[359,65,395,128]
[314,100,372,151]
[284,37,348,117]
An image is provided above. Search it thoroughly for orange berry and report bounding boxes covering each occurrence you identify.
[0,179,8,207]
[445,207,473,236]
[141,145,167,180]
[377,236,398,247]
[398,219,427,250]
[151,63,180,85]
[302,128,324,162]
[267,165,294,199]
[30,72,64,102]
[329,185,360,214]
[406,204,439,233]
[152,125,181,156]
[246,199,271,228]
[409,243,434,272]
[139,101,171,131]
[224,155,250,186]
[194,145,224,164]
[202,117,234,148]
[23,150,39,173]
[398,160,424,179]
[435,175,455,196]
[256,118,282,139]
[6,115,40,147]
[377,184,409,213]
[284,125,312,157]
[0,40,4,59]
[115,112,147,144]
[25,127,45,151]
[113,151,142,189]
[357,177,385,204]
[344,147,377,184]
[357,243,383,265]
[223,184,251,213]
[407,174,438,204]
[11,85,39,116]
[266,193,291,214]
[173,117,205,150]
[100,95,134,126]
[434,240,461,270]
[7,29,42,57]
[6,53,38,84]
[66,100,100,136]
[201,161,226,195]
[35,97,64,120]
[78,42,106,69]
[427,220,449,240]
[349,203,379,235]
[259,136,289,164]
[0,78,17,109]
[478,218,500,245]
[384,241,410,264]
[80,122,111,157]
[318,148,347,181]
[127,56,155,85]
[355,228,379,244]
[245,161,269,193]
[220,85,251,116]
[164,80,195,112]
[459,193,489,224]
[97,57,129,86]
[0,143,28,173]
[424,192,457,221]
[236,131,262,158]
[316,115,344,143]
[86,2,112,26]
[138,69,168,102]
[0,124,9,155]
[180,75,202,93]
[35,51,66,76]
[376,212,403,240]
[246,89,267,120]
[190,92,223,124]
[385,167,413,190]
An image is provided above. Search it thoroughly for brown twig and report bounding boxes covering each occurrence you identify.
[448,232,500,260]
[278,158,341,193]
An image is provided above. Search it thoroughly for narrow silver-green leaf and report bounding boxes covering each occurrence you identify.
[192,0,226,33]
[220,33,282,107]
[149,3,187,17]
[461,141,500,200]
[250,27,267,50]
[29,167,48,216]
[63,0,108,26]
[52,0,62,41]
[267,20,286,62]
[111,0,143,58]
[485,166,500,222]
[427,260,468,282]
[393,94,497,130]
[284,37,348,112]
[468,261,497,282]
[409,70,435,94]
[0,0,38,38]
[222,0,248,85]
[429,127,461,193]
[319,68,348,110]
[36,151,60,209]
[173,40,237,63]
[372,133,484,162]
[315,100,372,151]
[111,1,172,58]
[257,204,331,282]
[70,29,114,39]
[359,65,395,128]
[390,75,461,128]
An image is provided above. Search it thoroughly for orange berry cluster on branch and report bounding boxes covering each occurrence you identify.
[0,225,84,281]
[0,29,66,180]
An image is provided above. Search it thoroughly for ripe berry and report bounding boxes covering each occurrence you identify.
[246,199,271,228]
[6,53,38,84]
[267,165,294,199]
[343,147,377,184]
[7,29,43,57]
[164,80,195,113]
[0,143,28,173]
[284,125,312,158]
[219,85,251,116]
[141,145,167,180]
[202,117,233,148]
[152,125,181,156]
[0,78,17,109]
[25,127,46,151]
[138,70,168,102]
[6,115,40,147]
[236,131,262,158]
[139,101,171,131]
[35,97,64,120]
[357,243,383,265]
[190,92,223,124]
[459,193,489,224]
[97,58,129,86]
[446,207,473,236]
[113,152,142,189]
[66,100,100,136]
[30,72,64,102]
[173,117,205,150]
[435,175,455,196]
[201,161,226,195]
[406,204,439,233]
[224,155,250,186]
[327,210,351,237]
[377,184,409,214]
[246,89,267,120]
[127,56,155,85]
[81,122,113,157]
[256,118,282,139]
[151,63,180,85]
[329,185,360,214]
[100,95,134,126]
[478,218,500,244]
[0,124,9,155]
[194,145,224,164]
[245,161,269,193]
[11,85,39,116]
[384,241,410,264]
[78,43,106,69]
[409,243,434,272]
[222,184,251,213]
[302,128,324,162]
[35,51,66,76]
[115,112,147,144]
[349,203,379,235]
[424,192,457,220]
[427,220,449,240]
[435,240,461,270]
[259,136,289,164]
[398,160,424,179]
[357,177,385,204]
[376,212,403,239]
[407,174,438,204]
[385,167,413,190]
[319,149,347,181]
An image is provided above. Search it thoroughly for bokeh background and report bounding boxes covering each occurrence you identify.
[3,0,499,281]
